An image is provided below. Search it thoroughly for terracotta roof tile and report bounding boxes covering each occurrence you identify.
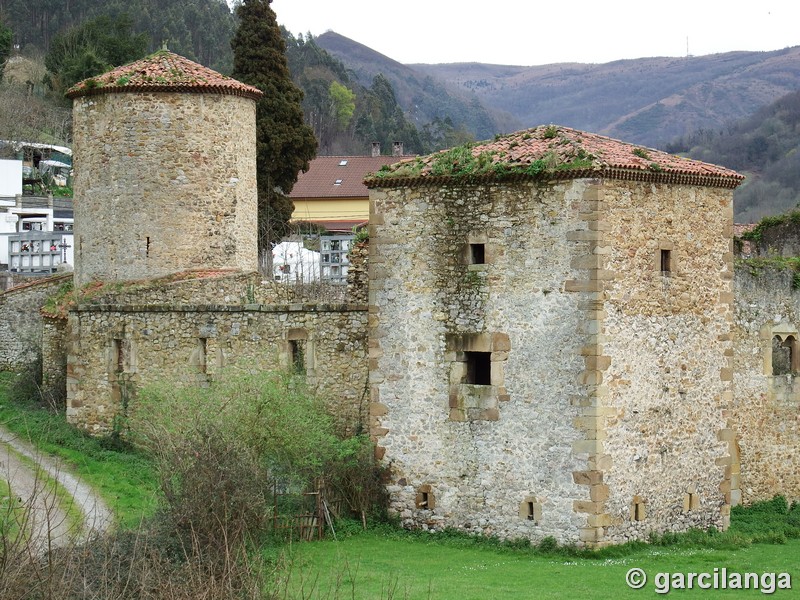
[66,51,262,100]
[366,125,745,189]
[290,155,405,199]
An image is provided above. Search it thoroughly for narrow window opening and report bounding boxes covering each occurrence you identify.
[146,236,151,257]
[526,501,536,521]
[198,338,207,374]
[290,339,305,374]
[469,243,485,265]
[465,351,491,385]
[114,339,125,374]
[772,335,793,376]
[633,500,646,521]
[419,492,429,507]
[660,249,671,274]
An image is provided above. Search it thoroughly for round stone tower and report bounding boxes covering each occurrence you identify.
[67,51,262,286]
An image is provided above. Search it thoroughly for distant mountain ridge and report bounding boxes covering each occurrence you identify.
[315,32,521,140]
[316,32,800,149]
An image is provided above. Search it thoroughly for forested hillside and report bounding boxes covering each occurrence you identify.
[315,31,519,141]
[666,91,800,223]
[283,31,425,156]
[283,31,482,155]
[0,0,235,72]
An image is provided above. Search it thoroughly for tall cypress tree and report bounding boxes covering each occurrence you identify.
[231,0,317,255]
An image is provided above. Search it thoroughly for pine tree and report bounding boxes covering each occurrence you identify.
[231,0,317,257]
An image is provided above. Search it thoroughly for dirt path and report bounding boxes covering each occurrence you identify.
[0,425,113,550]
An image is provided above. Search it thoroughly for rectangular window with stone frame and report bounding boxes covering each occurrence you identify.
[446,332,510,421]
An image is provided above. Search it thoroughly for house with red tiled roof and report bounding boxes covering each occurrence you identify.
[289,144,406,232]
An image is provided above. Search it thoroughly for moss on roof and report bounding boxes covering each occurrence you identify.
[365,125,745,189]
[66,50,262,100]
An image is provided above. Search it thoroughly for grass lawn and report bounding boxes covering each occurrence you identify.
[0,373,158,527]
[278,531,799,599]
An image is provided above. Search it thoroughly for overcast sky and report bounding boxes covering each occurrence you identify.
[267,0,799,66]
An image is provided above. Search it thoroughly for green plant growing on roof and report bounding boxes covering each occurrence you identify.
[557,158,594,171]
[649,162,663,172]
[524,159,547,176]
[633,147,650,159]
[115,76,130,86]
[543,125,558,139]
[430,144,475,176]
[374,157,424,179]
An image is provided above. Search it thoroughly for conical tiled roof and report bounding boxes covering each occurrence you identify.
[66,50,262,100]
[366,125,745,189]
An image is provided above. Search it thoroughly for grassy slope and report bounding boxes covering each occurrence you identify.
[0,374,158,528]
[280,531,800,599]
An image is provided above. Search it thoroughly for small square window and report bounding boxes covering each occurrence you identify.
[465,351,491,385]
[470,243,486,265]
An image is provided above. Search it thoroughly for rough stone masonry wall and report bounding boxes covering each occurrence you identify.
[600,182,734,542]
[347,241,369,305]
[733,267,800,503]
[71,92,258,286]
[369,180,591,545]
[0,274,72,370]
[66,302,368,435]
[85,269,359,308]
[41,315,68,403]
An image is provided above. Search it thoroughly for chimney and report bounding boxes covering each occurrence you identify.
[371,142,381,157]
[392,141,403,157]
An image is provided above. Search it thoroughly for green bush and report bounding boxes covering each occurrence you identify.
[130,370,388,547]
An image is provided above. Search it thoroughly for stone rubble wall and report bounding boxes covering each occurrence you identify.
[369,180,590,544]
[71,92,258,286]
[0,274,72,370]
[66,300,368,436]
[81,270,352,307]
[346,241,369,305]
[369,178,736,546]
[600,183,734,543]
[749,219,800,258]
[41,315,69,404]
[732,267,800,503]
